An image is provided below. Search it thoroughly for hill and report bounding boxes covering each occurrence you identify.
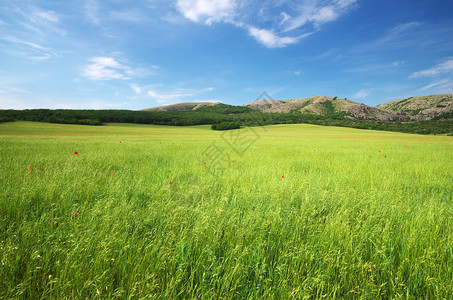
[245,96,405,121]
[142,102,216,112]
[377,94,453,120]
[141,94,452,122]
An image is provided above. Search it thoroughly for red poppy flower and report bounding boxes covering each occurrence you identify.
[282,175,284,178]
[28,167,32,170]
[134,169,137,171]
[204,162,206,164]
[112,170,114,173]
[314,149,316,151]
[71,211,77,216]
[169,181,173,185]
[74,151,78,155]
[120,141,122,143]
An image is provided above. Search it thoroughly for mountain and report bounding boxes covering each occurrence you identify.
[245,96,405,121]
[141,102,216,112]
[142,94,452,121]
[142,102,254,114]
[377,94,453,120]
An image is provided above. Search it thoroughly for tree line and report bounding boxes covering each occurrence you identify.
[0,108,451,135]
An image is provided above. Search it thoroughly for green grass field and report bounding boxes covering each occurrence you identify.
[1,121,452,299]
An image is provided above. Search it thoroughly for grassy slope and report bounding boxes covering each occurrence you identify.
[142,102,216,112]
[377,94,453,112]
[1,122,453,298]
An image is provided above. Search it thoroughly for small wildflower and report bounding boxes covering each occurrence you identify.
[71,211,77,216]
[169,181,173,185]
[28,167,32,170]
[74,151,78,155]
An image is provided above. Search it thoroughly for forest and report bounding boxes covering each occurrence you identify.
[0,108,452,135]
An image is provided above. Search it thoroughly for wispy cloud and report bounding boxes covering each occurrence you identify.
[85,0,100,25]
[282,0,357,32]
[247,26,299,48]
[176,0,236,25]
[353,89,370,100]
[19,5,67,36]
[356,22,425,52]
[378,22,423,44]
[143,86,214,104]
[130,84,141,94]
[32,9,59,23]
[419,80,449,91]
[175,0,356,48]
[346,61,404,74]
[0,34,59,59]
[0,85,33,96]
[82,57,151,80]
[410,59,453,78]
[148,89,196,103]
[110,9,147,23]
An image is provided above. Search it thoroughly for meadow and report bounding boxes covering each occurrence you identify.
[1,121,452,299]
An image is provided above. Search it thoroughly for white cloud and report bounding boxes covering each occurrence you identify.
[247,26,299,48]
[148,89,195,103]
[110,9,146,23]
[85,0,100,25]
[82,57,150,80]
[146,86,214,104]
[418,79,453,94]
[130,84,141,94]
[175,0,356,48]
[357,22,423,52]
[83,57,126,80]
[353,89,370,99]
[282,0,357,32]
[21,5,67,36]
[280,12,291,26]
[33,10,59,23]
[0,34,58,59]
[419,80,449,91]
[176,0,236,25]
[410,59,453,78]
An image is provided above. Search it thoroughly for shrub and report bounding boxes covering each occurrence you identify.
[211,121,240,130]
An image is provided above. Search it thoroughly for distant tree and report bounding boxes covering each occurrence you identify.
[211,121,240,130]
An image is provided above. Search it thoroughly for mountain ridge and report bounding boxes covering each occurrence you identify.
[142,94,453,121]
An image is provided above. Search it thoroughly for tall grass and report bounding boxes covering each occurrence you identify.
[1,121,452,299]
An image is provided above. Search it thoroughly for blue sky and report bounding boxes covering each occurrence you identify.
[1,0,452,109]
